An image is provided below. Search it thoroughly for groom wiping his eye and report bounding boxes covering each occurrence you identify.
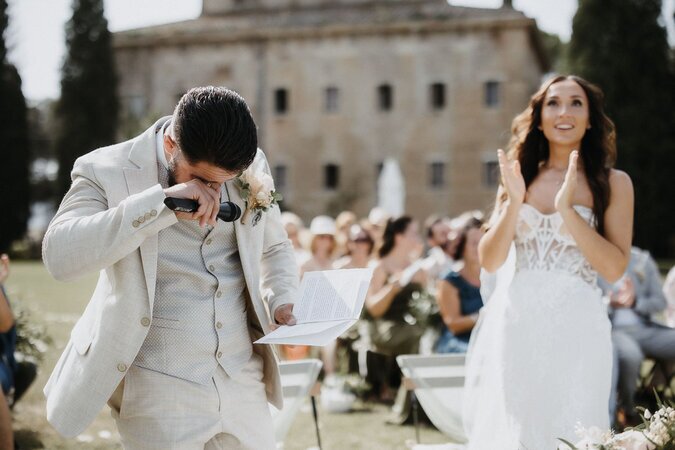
[42,86,298,449]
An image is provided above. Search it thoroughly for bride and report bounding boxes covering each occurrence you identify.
[464,75,634,449]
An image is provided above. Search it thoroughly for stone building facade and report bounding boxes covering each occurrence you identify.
[113,0,547,221]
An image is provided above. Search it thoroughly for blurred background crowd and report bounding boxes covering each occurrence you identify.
[277,207,675,429]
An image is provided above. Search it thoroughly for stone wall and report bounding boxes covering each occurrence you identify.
[114,2,545,222]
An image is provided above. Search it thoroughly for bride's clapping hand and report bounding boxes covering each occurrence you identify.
[497,149,525,206]
[554,150,578,213]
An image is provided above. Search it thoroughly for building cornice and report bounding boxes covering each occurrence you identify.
[114,16,537,48]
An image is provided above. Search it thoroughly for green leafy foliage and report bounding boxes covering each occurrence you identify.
[0,0,30,253]
[567,0,675,257]
[54,0,118,199]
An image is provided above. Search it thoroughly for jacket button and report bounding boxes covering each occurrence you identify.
[216,291,222,298]
[144,212,152,220]
[216,322,223,329]
[205,238,213,245]
[141,317,150,327]
[209,265,215,272]
[132,220,140,228]
[217,352,223,358]
[117,363,127,372]
[150,209,157,216]
[138,216,146,223]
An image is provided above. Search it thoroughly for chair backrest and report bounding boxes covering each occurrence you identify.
[278,358,323,397]
[397,353,467,443]
[271,358,323,446]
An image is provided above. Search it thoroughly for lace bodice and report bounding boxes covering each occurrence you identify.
[514,203,598,286]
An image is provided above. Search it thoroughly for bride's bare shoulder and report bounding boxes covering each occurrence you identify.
[608,169,633,197]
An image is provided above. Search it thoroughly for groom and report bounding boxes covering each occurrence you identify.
[42,86,298,449]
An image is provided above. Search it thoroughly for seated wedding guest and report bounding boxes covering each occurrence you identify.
[335,211,358,258]
[323,225,376,382]
[663,266,675,327]
[0,254,14,450]
[365,207,390,253]
[435,218,484,353]
[300,215,337,276]
[600,247,675,424]
[298,216,339,369]
[422,215,454,282]
[281,211,312,267]
[364,216,427,420]
[1,254,37,449]
[335,225,375,269]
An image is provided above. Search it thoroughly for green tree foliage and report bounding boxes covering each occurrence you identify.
[568,0,675,257]
[55,0,118,198]
[0,0,30,253]
[538,29,568,74]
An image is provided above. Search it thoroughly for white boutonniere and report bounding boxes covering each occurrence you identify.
[234,169,283,225]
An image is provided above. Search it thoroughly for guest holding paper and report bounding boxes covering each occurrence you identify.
[364,216,427,416]
[435,218,484,353]
[297,216,339,368]
[365,216,427,355]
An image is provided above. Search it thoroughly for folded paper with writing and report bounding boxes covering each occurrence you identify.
[255,268,374,346]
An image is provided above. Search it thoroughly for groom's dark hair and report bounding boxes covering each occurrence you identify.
[172,86,258,173]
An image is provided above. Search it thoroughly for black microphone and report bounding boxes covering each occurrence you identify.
[164,198,242,222]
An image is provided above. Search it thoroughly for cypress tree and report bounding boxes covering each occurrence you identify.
[55,0,118,198]
[568,0,675,257]
[0,0,30,253]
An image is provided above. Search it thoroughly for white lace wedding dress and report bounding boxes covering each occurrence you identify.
[463,204,612,450]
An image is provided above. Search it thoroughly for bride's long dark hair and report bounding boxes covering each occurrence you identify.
[499,75,617,236]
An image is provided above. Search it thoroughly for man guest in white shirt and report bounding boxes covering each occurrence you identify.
[42,86,298,449]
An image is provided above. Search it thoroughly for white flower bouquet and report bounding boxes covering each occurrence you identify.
[235,169,282,224]
[558,397,675,450]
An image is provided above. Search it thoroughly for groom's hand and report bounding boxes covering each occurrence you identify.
[270,303,296,330]
[163,179,221,227]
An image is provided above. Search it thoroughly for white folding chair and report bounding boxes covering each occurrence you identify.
[270,359,323,449]
[397,354,467,445]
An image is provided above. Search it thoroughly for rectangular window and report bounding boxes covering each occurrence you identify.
[430,83,446,110]
[325,86,339,113]
[274,88,289,114]
[483,160,499,187]
[377,84,393,111]
[485,80,500,107]
[274,164,287,190]
[324,164,340,190]
[429,162,445,189]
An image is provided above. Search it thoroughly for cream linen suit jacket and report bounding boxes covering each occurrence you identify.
[42,117,298,438]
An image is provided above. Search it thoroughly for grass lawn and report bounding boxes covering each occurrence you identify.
[6,261,449,449]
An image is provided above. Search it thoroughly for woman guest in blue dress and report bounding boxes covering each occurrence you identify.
[435,218,484,354]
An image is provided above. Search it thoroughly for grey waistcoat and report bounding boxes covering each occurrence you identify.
[133,159,252,385]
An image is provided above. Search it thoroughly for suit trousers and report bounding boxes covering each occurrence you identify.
[108,353,276,450]
[612,324,675,412]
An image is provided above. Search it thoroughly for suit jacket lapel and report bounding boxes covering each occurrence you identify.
[122,117,168,308]
[226,181,266,320]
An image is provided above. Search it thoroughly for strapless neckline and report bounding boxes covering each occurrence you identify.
[521,203,593,217]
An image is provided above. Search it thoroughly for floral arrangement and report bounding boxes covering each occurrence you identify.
[234,169,282,224]
[559,396,675,450]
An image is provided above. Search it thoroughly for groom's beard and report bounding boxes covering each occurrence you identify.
[167,158,178,187]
